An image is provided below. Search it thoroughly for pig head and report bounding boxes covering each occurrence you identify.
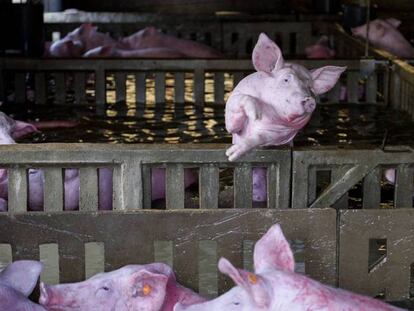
[0,260,46,311]
[225,33,346,161]
[351,18,414,58]
[49,23,120,57]
[39,263,205,311]
[175,224,404,311]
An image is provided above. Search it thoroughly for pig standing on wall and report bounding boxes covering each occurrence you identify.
[224,33,346,201]
[174,224,405,311]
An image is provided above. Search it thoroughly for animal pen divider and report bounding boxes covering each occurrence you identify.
[0,144,413,302]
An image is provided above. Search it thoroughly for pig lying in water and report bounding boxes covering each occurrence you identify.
[225,33,345,201]
[0,260,46,310]
[39,263,205,311]
[49,24,222,59]
[0,112,197,211]
[351,18,414,58]
[175,224,404,311]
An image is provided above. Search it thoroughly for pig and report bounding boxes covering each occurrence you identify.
[225,33,345,201]
[0,260,46,311]
[0,112,197,210]
[174,224,404,311]
[49,23,122,58]
[120,26,222,58]
[305,36,336,59]
[39,262,205,311]
[83,45,186,58]
[225,33,346,162]
[351,18,414,58]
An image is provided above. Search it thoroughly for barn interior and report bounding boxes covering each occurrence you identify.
[0,1,414,310]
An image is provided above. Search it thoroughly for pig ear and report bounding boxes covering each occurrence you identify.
[253,224,295,274]
[252,33,284,73]
[0,260,43,296]
[386,18,401,28]
[11,121,38,140]
[129,269,169,299]
[78,23,93,35]
[218,258,270,308]
[311,66,346,95]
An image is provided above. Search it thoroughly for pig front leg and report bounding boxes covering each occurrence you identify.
[226,133,266,162]
[225,94,261,134]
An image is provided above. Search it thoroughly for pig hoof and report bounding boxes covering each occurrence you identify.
[226,144,248,162]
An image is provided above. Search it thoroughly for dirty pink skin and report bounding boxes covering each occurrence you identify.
[0,112,196,210]
[352,18,414,58]
[175,224,404,311]
[83,45,186,58]
[0,260,46,310]
[225,33,346,162]
[305,36,336,59]
[39,262,205,311]
[49,23,122,57]
[120,26,222,58]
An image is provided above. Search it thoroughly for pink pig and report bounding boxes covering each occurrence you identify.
[83,45,186,58]
[305,36,336,59]
[0,260,46,311]
[120,26,222,58]
[49,23,122,57]
[225,33,346,161]
[175,224,404,311]
[351,18,414,58]
[39,263,205,311]
[0,112,196,211]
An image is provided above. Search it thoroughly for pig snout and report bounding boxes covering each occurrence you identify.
[39,283,76,308]
[301,96,316,113]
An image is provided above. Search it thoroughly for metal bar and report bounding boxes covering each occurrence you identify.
[115,72,126,103]
[199,164,219,209]
[8,167,27,213]
[95,69,106,114]
[43,167,64,212]
[394,165,414,208]
[166,164,185,210]
[35,73,46,105]
[54,73,66,105]
[193,69,204,106]
[234,164,252,209]
[214,72,224,104]
[74,72,86,104]
[362,167,381,209]
[15,73,26,104]
[155,72,165,104]
[79,167,98,211]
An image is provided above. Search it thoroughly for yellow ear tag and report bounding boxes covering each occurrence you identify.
[142,284,152,296]
[247,273,257,285]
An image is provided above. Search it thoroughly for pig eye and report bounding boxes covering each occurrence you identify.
[233,302,240,306]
